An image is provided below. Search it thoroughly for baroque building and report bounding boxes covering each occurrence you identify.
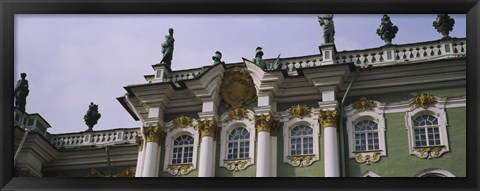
[14,16,466,177]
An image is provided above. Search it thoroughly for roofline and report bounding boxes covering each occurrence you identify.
[116,96,140,121]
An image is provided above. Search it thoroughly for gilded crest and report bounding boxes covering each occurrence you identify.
[289,104,311,119]
[116,167,136,177]
[220,67,257,109]
[227,107,250,122]
[353,97,376,111]
[414,93,435,109]
[174,115,193,128]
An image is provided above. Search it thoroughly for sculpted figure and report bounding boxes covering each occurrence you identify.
[84,102,101,132]
[160,28,175,68]
[318,14,335,44]
[14,73,29,112]
[212,51,222,64]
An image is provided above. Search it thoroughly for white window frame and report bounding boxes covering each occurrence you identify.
[361,170,381,177]
[405,106,449,158]
[281,111,320,167]
[346,109,387,164]
[163,121,199,176]
[219,109,256,171]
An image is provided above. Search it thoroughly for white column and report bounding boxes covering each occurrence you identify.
[270,136,277,177]
[135,150,144,177]
[199,136,214,176]
[257,131,270,177]
[324,126,339,177]
[142,142,159,177]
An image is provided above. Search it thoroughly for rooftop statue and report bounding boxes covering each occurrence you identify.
[253,47,281,71]
[433,14,455,39]
[318,14,335,44]
[160,28,175,68]
[84,102,101,132]
[212,51,223,64]
[376,14,399,45]
[14,73,29,112]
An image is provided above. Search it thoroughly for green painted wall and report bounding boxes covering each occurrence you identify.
[343,87,466,177]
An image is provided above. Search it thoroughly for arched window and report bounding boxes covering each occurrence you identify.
[290,125,314,156]
[413,114,440,147]
[227,127,250,160]
[354,120,379,151]
[171,135,194,164]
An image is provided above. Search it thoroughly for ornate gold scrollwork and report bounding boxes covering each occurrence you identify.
[355,152,381,164]
[289,104,311,119]
[86,168,104,177]
[116,167,136,177]
[226,107,251,122]
[286,155,315,167]
[414,93,436,109]
[224,159,251,171]
[174,115,193,128]
[196,118,217,139]
[220,67,257,109]
[143,124,164,143]
[412,146,447,158]
[353,97,376,111]
[319,110,338,128]
[254,113,273,133]
[166,164,194,176]
[135,135,144,152]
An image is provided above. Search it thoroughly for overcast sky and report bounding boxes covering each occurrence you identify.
[14,14,466,134]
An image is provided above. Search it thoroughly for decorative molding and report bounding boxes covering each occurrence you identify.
[226,108,251,122]
[413,93,436,109]
[163,124,199,175]
[286,155,316,167]
[223,159,252,171]
[135,135,144,152]
[353,97,376,112]
[318,110,338,128]
[219,67,257,109]
[254,113,273,133]
[174,115,193,128]
[288,104,312,119]
[196,118,217,139]
[412,146,448,159]
[86,168,104,177]
[116,167,136,177]
[166,164,194,176]
[355,152,381,164]
[143,123,164,143]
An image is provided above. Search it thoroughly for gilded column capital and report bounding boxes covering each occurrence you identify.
[254,113,273,133]
[196,118,217,139]
[135,135,144,152]
[143,124,164,143]
[319,109,338,128]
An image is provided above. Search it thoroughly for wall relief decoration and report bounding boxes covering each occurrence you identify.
[220,67,257,109]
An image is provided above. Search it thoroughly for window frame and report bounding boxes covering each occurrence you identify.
[219,109,256,171]
[405,106,450,158]
[346,108,387,164]
[171,134,195,165]
[163,120,199,176]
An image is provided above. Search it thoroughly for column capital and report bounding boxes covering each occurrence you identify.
[143,124,164,143]
[135,135,144,152]
[254,113,273,133]
[319,109,338,128]
[196,118,217,139]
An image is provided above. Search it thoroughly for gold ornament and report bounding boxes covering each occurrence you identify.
[414,93,435,109]
[196,119,217,138]
[174,115,193,128]
[355,152,381,164]
[353,97,376,111]
[166,164,194,176]
[135,135,144,151]
[116,167,136,177]
[224,159,251,171]
[86,168,104,177]
[254,113,272,133]
[286,155,315,167]
[319,110,338,128]
[143,124,164,143]
[227,108,251,122]
[412,146,446,158]
[289,104,311,119]
[219,67,257,109]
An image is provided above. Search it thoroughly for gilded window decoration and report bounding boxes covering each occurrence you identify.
[413,93,436,109]
[288,104,311,119]
[166,164,194,176]
[223,159,251,171]
[174,115,193,128]
[353,97,376,112]
[163,120,199,176]
[226,107,251,122]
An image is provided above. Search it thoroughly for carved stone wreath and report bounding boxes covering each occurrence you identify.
[219,67,257,109]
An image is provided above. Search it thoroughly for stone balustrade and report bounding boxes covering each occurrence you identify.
[49,128,140,148]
